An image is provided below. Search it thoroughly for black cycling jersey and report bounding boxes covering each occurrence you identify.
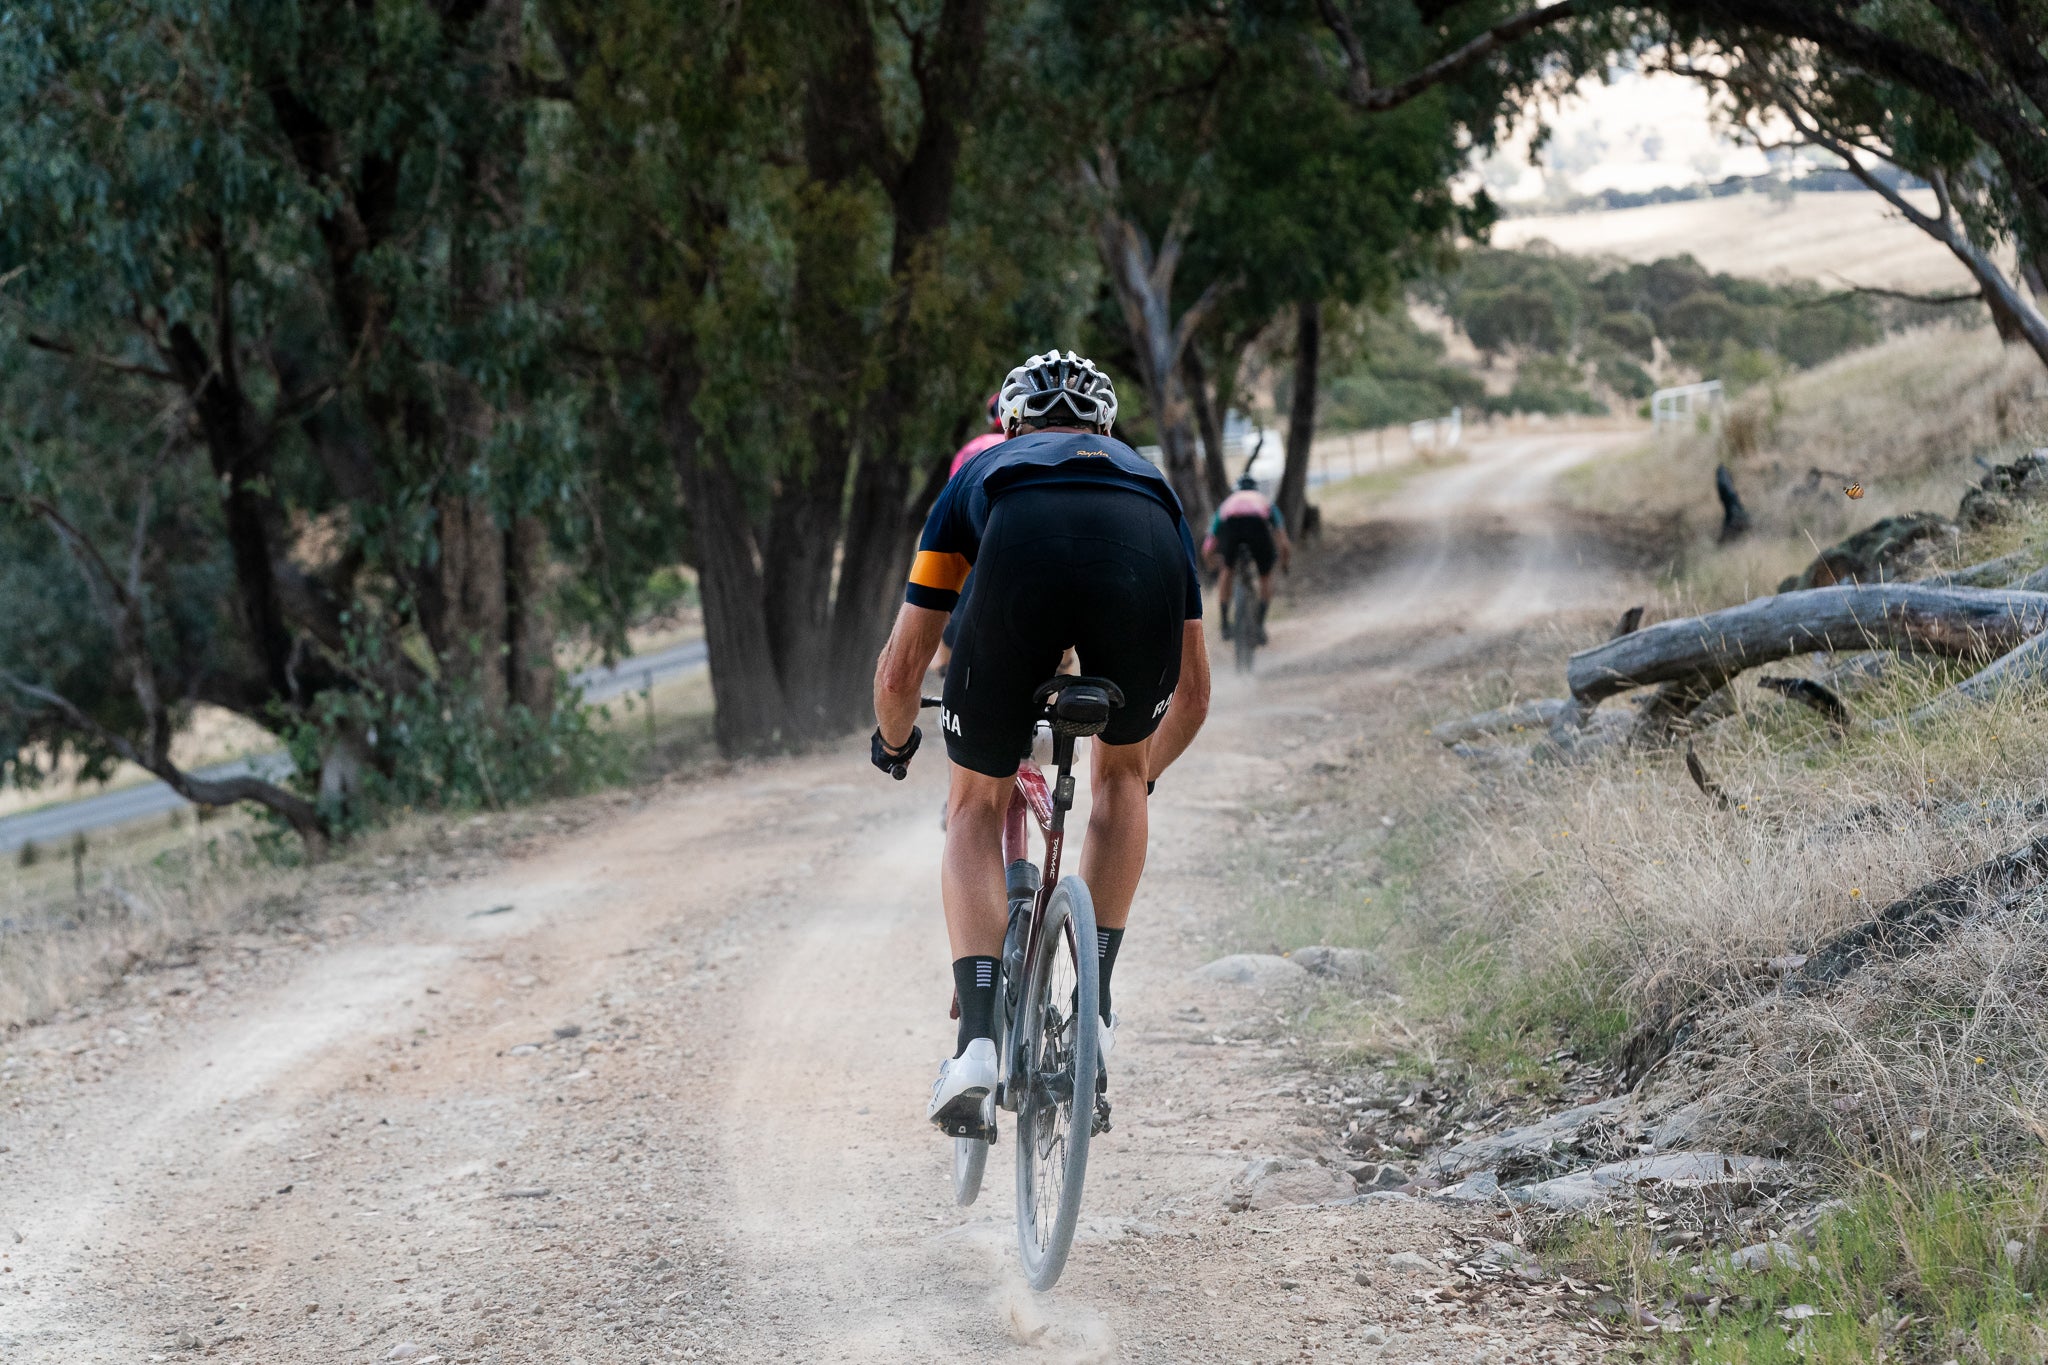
[906,430,1202,618]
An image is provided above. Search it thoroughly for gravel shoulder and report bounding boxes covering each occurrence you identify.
[0,431,1634,1364]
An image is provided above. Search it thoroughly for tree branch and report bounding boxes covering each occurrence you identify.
[0,669,324,845]
[23,332,179,384]
[1318,0,1584,111]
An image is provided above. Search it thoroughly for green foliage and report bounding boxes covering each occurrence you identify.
[279,673,622,836]
[1322,307,1486,429]
[1569,1176,2048,1365]
[1489,354,1608,416]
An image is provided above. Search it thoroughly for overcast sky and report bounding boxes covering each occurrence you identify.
[1471,66,1806,202]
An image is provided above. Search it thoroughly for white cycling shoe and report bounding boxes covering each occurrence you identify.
[1098,1011,1119,1064]
[928,1037,998,1134]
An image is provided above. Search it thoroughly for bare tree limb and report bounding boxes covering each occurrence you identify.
[22,332,180,384]
[1567,584,2048,706]
[0,669,324,847]
[1317,0,1584,111]
[0,491,328,848]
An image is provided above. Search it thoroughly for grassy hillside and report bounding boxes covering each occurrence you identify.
[1559,327,2048,604]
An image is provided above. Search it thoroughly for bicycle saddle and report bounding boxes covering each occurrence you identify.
[1032,675,1125,738]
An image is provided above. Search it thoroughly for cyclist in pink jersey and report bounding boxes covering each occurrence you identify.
[1201,474,1291,643]
[937,396,1006,673]
[949,393,1005,476]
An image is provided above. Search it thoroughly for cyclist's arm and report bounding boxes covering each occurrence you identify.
[874,603,947,749]
[1148,620,1210,781]
[1269,504,1293,570]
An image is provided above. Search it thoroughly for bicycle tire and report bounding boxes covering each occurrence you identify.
[1231,552,1260,674]
[1013,875,1099,1291]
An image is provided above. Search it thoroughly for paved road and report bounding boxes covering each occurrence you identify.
[0,638,709,854]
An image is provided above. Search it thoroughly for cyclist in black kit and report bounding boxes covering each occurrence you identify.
[869,350,1213,1132]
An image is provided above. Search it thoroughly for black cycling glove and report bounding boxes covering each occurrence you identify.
[872,725,922,779]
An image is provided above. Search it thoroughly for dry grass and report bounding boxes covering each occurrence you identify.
[0,813,302,1027]
[1437,676,2048,1165]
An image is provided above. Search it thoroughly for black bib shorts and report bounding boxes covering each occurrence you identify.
[1214,513,1278,575]
[939,486,1189,778]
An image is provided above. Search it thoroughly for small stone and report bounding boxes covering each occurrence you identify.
[552,1024,582,1040]
[1353,1270,1371,1287]
[1728,1240,1805,1272]
[1434,1170,1500,1203]
[511,975,538,989]
[304,1303,319,1314]
[1229,1159,1356,1210]
[1193,954,1308,989]
[1278,1278,1300,1289]
[2005,1238,2027,1268]
[1384,1251,1434,1275]
[1349,1161,1411,1191]
[1290,946,1388,986]
[385,1345,426,1361]
[1360,1324,1389,1345]
[498,1187,551,1199]
[506,1044,540,1057]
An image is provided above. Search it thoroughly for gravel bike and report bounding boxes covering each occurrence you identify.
[905,676,1112,1291]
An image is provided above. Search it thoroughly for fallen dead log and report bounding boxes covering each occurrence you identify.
[1921,548,2038,588]
[1909,629,2048,719]
[1792,830,2048,990]
[1566,585,2048,708]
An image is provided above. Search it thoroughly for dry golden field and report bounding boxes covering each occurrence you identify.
[1496,189,1981,292]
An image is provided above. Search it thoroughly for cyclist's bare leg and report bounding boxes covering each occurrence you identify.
[941,764,1013,959]
[1080,738,1151,932]
[1257,568,1279,602]
[1214,563,1236,629]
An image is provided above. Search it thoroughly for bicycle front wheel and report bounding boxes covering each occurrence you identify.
[953,1133,989,1205]
[1012,876,1099,1291]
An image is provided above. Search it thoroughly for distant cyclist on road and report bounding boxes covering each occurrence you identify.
[1203,473,1292,644]
[869,350,1213,1134]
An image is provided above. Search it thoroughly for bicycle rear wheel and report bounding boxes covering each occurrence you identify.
[1231,553,1260,673]
[1013,875,1099,1291]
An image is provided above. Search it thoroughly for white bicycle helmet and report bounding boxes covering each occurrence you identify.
[998,350,1119,433]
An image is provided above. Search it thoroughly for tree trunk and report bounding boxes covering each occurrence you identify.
[1182,342,1231,506]
[505,513,556,712]
[433,492,509,711]
[662,358,795,755]
[1566,584,2048,706]
[1277,297,1321,539]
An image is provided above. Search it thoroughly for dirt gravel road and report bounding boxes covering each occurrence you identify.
[0,429,1636,1364]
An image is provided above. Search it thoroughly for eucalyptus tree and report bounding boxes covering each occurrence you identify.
[541,0,1057,757]
[0,0,578,844]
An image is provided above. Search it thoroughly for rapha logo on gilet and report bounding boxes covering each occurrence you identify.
[1151,690,1174,720]
[938,706,963,736]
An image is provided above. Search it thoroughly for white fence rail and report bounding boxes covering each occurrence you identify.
[1652,380,1724,431]
[1408,406,1463,453]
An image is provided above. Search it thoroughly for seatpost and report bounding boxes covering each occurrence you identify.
[1048,732,1078,834]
